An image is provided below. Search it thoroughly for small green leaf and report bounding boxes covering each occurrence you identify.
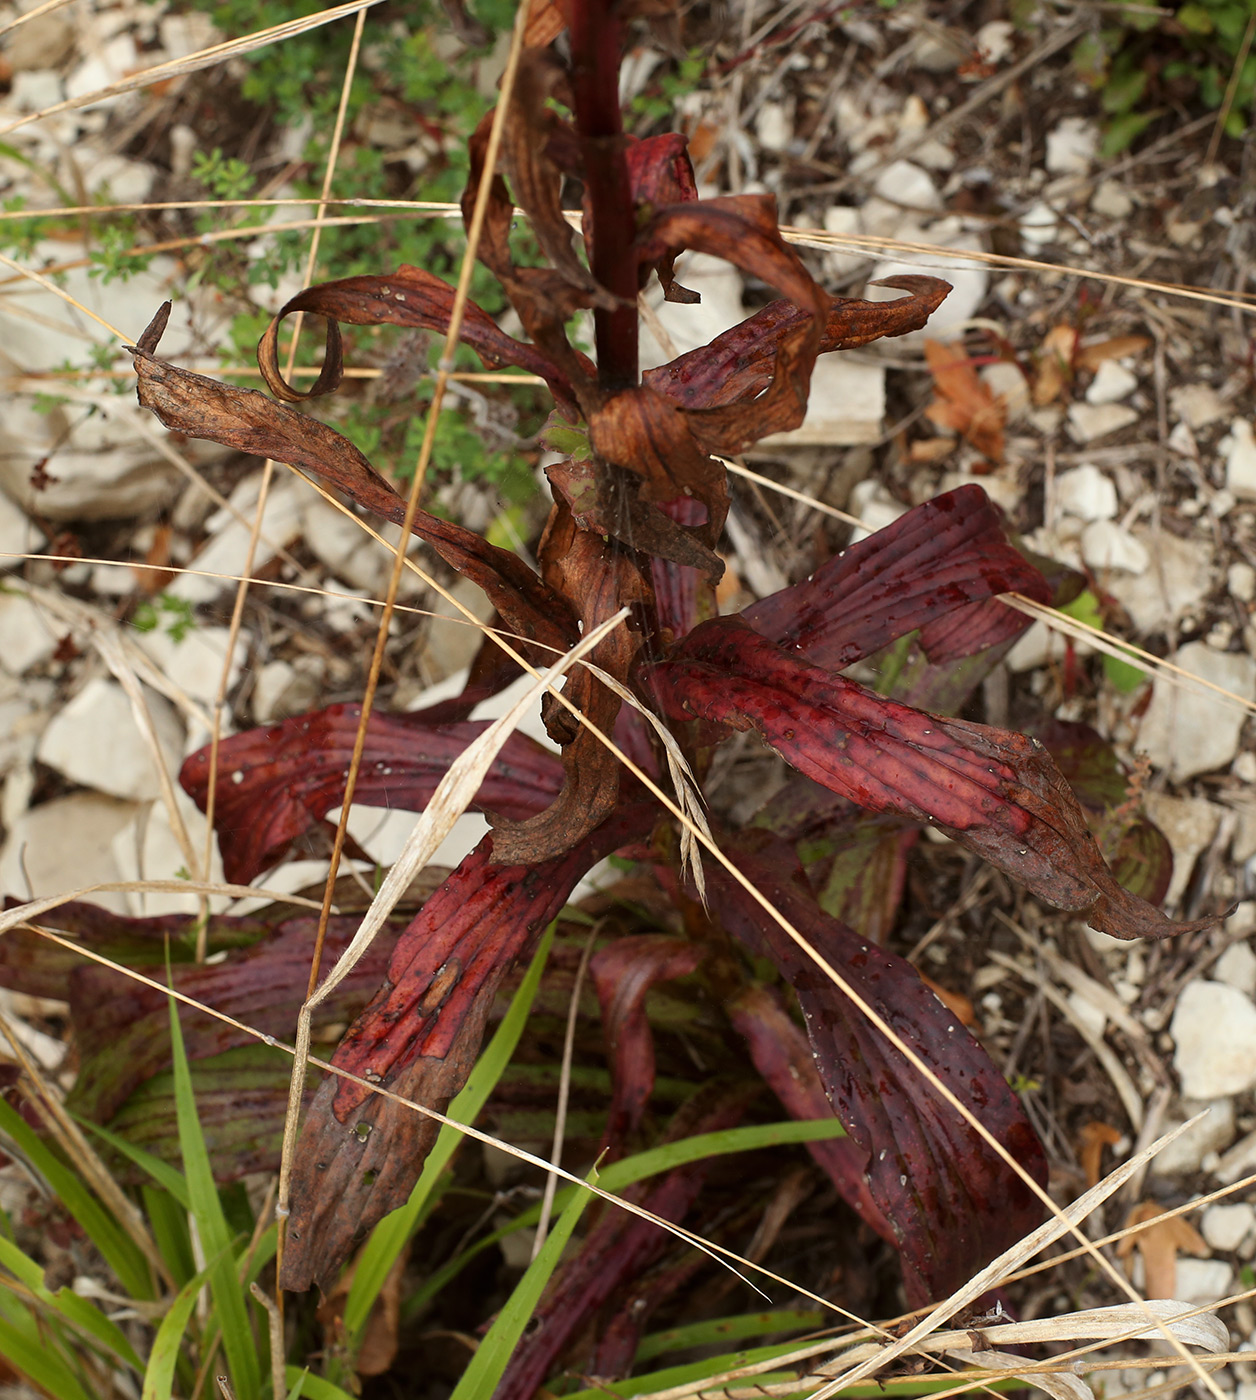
[1178,3,1216,33]
[1101,65,1148,113]
[1100,108,1160,158]
[167,983,261,1400]
[449,1163,598,1400]
[141,1259,216,1400]
[1103,650,1146,693]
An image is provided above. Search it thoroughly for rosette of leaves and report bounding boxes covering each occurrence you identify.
[113,0,1212,1318]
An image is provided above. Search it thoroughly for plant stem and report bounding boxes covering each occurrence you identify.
[567,0,638,392]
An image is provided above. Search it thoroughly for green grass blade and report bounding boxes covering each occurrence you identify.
[283,1367,359,1400]
[141,1259,215,1400]
[448,1164,597,1400]
[142,1184,197,1288]
[635,1309,828,1363]
[406,1119,846,1316]
[344,923,556,1344]
[0,1312,95,1400]
[0,1096,150,1299]
[0,1233,143,1371]
[78,1115,192,1208]
[167,989,262,1400]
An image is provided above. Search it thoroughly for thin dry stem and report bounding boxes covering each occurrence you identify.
[533,925,599,1259]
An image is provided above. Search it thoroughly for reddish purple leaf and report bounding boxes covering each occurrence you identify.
[743,485,1049,671]
[66,915,399,1124]
[106,1044,317,1184]
[622,133,700,304]
[707,834,1046,1304]
[590,935,705,1152]
[0,900,272,998]
[255,263,580,412]
[726,982,893,1246]
[649,495,717,644]
[180,706,563,884]
[642,276,951,411]
[633,195,827,456]
[281,805,656,1293]
[647,618,1216,941]
[129,311,578,662]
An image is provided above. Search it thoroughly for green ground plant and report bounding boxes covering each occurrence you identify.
[1072,0,1256,155]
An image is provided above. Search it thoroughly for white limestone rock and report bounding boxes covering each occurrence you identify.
[1138,643,1256,782]
[0,593,58,675]
[872,160,941,211]
[1216,941,1256,998]
[1173,982,1256,1098]
[1105,531,1212,633]
[866,216,988,342]
[1150,1097,1236,1176]
[1080,519,1149,575]
[37,676,184,803]
[171,476,305,604]
[1228,561,1256,603]
[0,489,45,571]
[638,251,743,370]
[1067,401,1139,443]
[112,788,224,917]
[1173,1257,1233,1304]
[1046,117,1098,176]
[1091,181,1134,220]
[1142,792,1221,908]
[1171,383,1228,430]
[1201,1202,1256,1252]
[134,625,248,709]
[1056,463,1118,522]
[0,792,139,915]
[979,361,1030,421]
[1220,419,1256,502]
[1085,360,1139,405]
[1019,201,1059,252]
[757,355,885,447]
[754,100,793,154]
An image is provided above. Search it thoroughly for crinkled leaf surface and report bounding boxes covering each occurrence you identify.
[180,704,563,884]
[642,276,951,411]
[255,263,580,412]
[129,308,577,661]
[0,900,272,997]
[106,1044,319,1184]
[1034,720,1173,906]
[282,806,656,1293]
[647,618,1214,941]
[743,485,1049,670]
[726,982,890,1243]
[490,517,646,865]
[705,834,1046,1304]
[66,915,400,1124]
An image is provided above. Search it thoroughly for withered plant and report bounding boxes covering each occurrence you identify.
[2,0,1215,1387]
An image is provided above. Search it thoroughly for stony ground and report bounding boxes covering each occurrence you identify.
[1,0,1256,1387]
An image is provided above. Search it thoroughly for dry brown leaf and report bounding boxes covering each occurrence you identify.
[1076,335,1152,373]
[523,0,565,46]
[1117,1200,1209,1300]
[1032,323,1079,406]
[317,1248,407,1376]
[1078,1120,1122,1188]
[909,435,958,464]
[923,340,1005,463]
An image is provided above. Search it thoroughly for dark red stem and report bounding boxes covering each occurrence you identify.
[567,0,638,391]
